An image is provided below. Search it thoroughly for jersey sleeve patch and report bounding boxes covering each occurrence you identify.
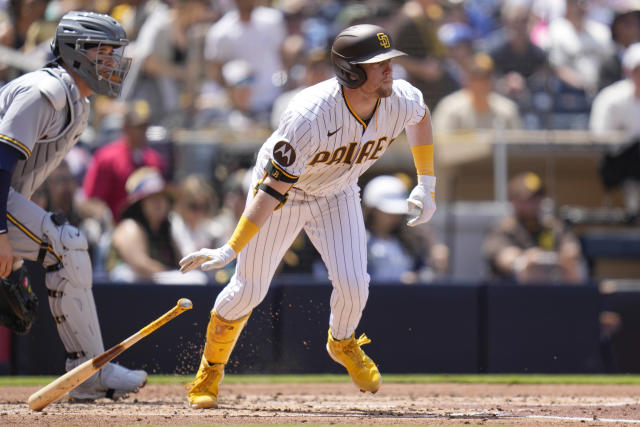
[273,141,297,167]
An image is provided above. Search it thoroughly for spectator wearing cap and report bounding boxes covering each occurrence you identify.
[107,167,209,284]
[590,42,640,142]
[363,175,448,284]
[599,5,640,91]
[83,100,167,222]
[432,53,522,132]
[482,172,585,284]
[437,22,476,88]
[203,0,287,118]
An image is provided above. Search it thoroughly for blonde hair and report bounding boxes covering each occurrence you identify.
[178,175,218,214]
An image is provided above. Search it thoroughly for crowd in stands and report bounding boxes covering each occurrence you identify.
[3,0,640,285]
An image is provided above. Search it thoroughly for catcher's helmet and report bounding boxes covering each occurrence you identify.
[51,11,131,97]
[331,24,406,89]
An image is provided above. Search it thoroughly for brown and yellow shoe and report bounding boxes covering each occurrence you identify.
[186,356,225,409]
[326,329,381,393]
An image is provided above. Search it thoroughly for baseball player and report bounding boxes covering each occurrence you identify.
[180,24,437,409]
[0,11,147,400]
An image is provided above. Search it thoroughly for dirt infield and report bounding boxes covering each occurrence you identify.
[2,382,640,426]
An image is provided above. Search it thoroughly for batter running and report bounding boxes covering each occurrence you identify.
[180,24,437,408]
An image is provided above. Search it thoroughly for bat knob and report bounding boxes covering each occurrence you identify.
[177,298,193,310]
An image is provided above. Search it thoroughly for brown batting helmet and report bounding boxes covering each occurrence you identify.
[331,24,406,89]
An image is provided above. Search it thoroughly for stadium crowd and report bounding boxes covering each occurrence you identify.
[2,0,639,285]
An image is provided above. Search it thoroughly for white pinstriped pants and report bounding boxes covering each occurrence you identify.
[214,184,370,340]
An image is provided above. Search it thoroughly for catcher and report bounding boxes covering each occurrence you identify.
[0,11,146,400]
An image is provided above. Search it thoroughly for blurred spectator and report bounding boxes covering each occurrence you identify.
[591,42,640,142]
[207,168,250,284]
[591,42,640,215]
[0,0,51,82]
[111,0,168,42]
[489,1,551,129]
[482,171,585,284]
[392,0,459,109]
[195,59,257,129]
[546,0,613,103]
[432,53,522,131]
[363,175,448,284]
[83,100,167,221]
[42,160,112,268]
[270,47,332,129]
[202,0,287,120]
[108,167,208,284]
[170,174,224,259]
[120,0,215,127]
[598,5,640,90]
[437,21,476,88]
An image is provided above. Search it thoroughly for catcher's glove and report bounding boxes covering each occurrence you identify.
[0,264,38,334]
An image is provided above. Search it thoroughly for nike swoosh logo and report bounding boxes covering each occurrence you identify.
[327,128,341,137]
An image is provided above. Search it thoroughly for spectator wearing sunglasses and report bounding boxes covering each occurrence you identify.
[170,174,225,261]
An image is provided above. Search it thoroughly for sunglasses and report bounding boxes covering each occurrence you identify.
[187,202,209,212]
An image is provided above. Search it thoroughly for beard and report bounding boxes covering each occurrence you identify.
[375,81,393,98]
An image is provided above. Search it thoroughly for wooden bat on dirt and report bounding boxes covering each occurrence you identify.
[27,298,193,411]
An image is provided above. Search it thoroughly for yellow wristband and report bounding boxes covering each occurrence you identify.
[410,144,434,176]
[227,216,260,254]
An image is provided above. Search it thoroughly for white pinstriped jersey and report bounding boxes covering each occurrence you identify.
[0,65,89,198]
[254,77,427,196]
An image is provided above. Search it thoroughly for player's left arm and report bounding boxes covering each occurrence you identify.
[179,176,292,273]
[405,110,436,227]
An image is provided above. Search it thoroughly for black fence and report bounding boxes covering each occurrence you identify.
[4,263,639,376]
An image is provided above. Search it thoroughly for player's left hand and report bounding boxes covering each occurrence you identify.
[179,244,237,273]
[407,175,436,227]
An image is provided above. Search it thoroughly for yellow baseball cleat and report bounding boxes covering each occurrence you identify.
[186,356,225,409]
[326,329,381,393]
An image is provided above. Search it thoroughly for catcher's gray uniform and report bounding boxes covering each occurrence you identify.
[0,10,146,402]
[0,64,106,359]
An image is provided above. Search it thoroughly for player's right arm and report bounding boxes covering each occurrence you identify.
[180,101,311,274]
[179,176,291,273]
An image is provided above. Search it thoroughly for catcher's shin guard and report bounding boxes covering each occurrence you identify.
[187,310,251,408]
[326,329,381,393]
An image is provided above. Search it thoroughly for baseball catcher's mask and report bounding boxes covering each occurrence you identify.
[0,263,38,334]
[331,24,406,89]
[52,10,131,97]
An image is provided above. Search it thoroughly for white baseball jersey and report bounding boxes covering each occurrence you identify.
[214,77,428,339]
[253,77,427,195]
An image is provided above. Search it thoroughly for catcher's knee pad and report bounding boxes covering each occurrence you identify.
[41,213,104,363]
[41,213,92,289]
[0,262,38,334]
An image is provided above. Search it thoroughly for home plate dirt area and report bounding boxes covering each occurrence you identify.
[2,382,640,426]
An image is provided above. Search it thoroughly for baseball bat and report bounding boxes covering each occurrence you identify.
[27,298,193,411]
